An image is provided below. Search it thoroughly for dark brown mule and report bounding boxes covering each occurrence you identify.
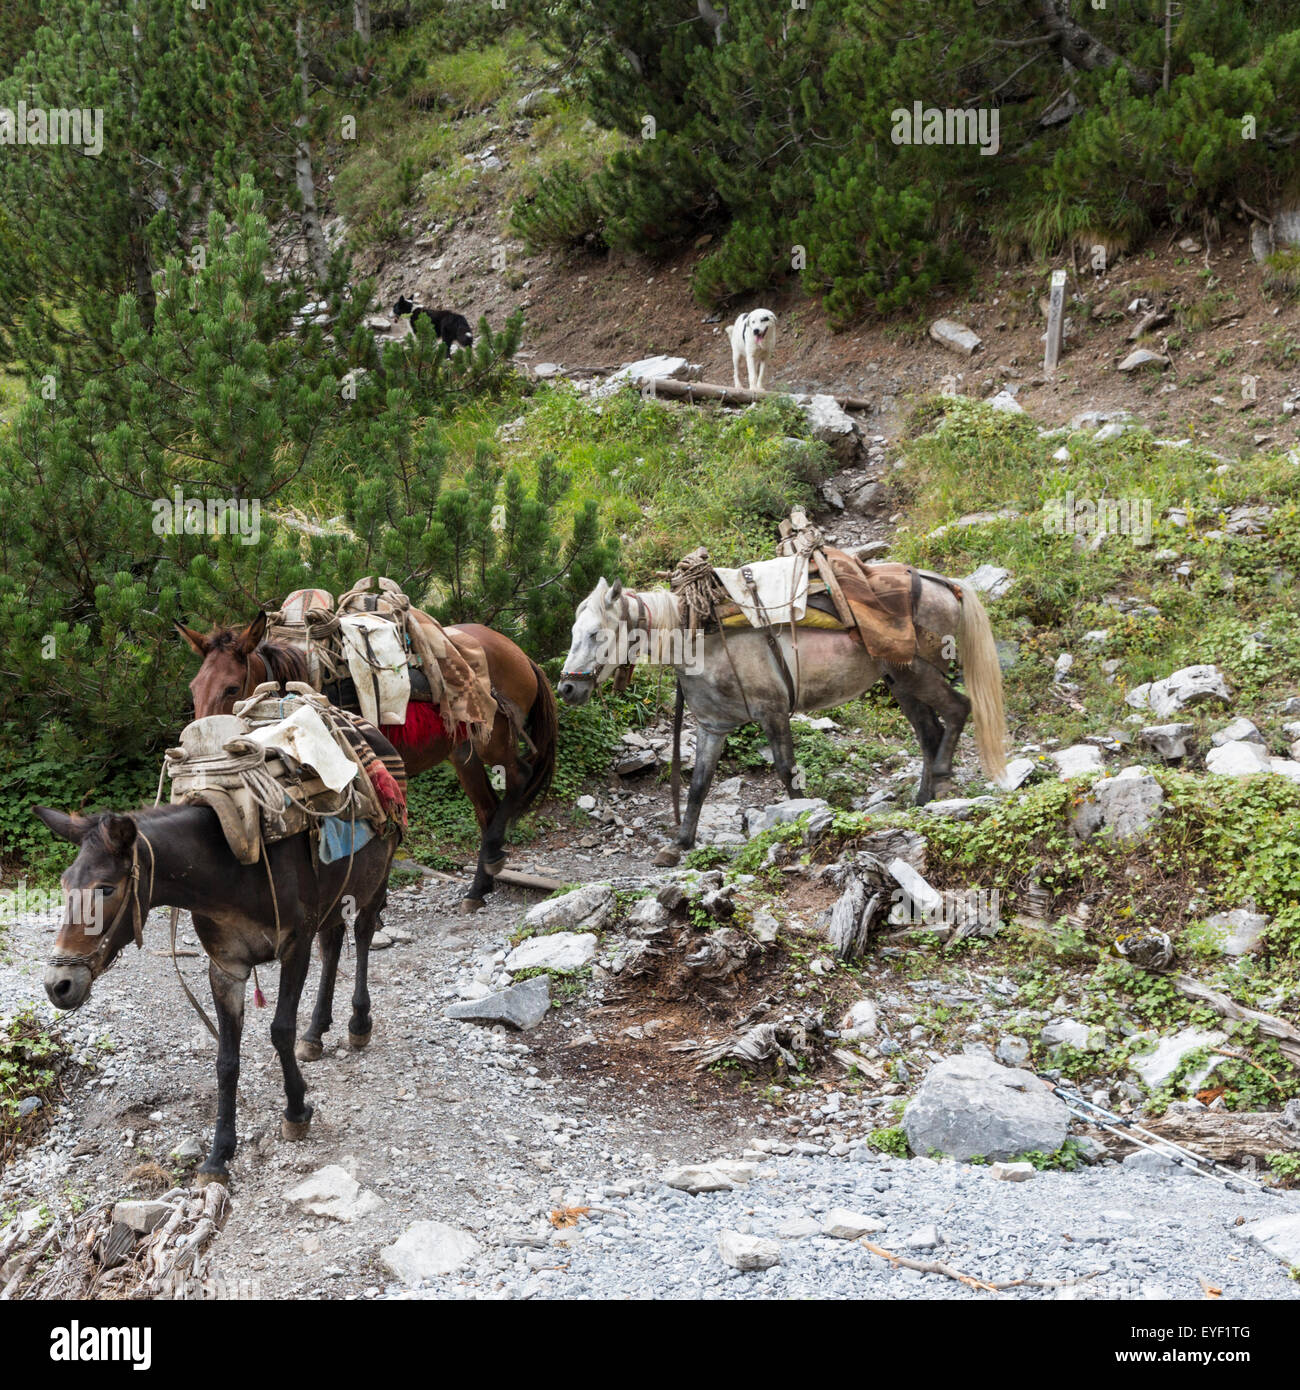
[37,794,397,1186]
[176,611,557,910]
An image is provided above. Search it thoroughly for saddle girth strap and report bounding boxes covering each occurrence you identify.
[741,565,797,713]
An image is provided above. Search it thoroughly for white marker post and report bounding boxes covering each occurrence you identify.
[1044,269,1067,375]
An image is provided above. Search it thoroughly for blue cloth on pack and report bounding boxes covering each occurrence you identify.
[318,815,374,864]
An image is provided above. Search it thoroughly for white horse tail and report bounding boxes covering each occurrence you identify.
[955,586,1008,785]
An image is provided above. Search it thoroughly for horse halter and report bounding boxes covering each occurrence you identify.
[561,590,651,688]
[48,827,156,977]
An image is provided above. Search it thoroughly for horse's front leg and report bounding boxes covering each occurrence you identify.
[676,725,730,850]
[270,929,316,1141]
[198,959,247,1186]
[295,920,343,1062]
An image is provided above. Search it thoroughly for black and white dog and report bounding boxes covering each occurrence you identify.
[726,308,777,390]
[393,294,473,350]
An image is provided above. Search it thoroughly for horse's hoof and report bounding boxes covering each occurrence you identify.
[460,897,485,915]
[484,855,507,876]
[348,1030,372,1050]
[653,846,681,867]
[294,1039,323,1063]
[281,1115,312,1142]
[195,1168,229,1189]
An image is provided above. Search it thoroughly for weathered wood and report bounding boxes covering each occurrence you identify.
[1144,1110,1300,1163]
[639,376,875,412]
[1169,974,1300,1069]
[493,868,568,893]
[1043,268,1067,374]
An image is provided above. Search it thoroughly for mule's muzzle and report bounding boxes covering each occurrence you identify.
[556,677,594,706]
[44,962,93,1010]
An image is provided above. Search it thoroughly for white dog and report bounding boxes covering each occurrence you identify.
[726,308,777,390]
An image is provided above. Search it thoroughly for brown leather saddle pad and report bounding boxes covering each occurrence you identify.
[815,550,918,666]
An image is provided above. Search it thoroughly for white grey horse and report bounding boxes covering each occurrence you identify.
[557,571,1008,860]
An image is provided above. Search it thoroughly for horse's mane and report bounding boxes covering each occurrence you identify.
[205,627,309,687]
[637,589,682,630]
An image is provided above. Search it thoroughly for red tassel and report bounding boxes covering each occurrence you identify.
[253,969,266,1009]
[382,700,446,750]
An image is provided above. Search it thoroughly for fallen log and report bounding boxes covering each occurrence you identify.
[1143,1110,1300,1164]
[1169,974,1300,1069]
[638,377,875,412]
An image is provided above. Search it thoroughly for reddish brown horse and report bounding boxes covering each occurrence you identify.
[176,611,556,910]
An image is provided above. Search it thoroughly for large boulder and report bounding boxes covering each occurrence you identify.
[1070,767,1164,843]
[1137,723,1196,763]
[930,319,982,356]
[445,976,551,1030]
[795,394,861,465]
[1206,740,1272,776]
[744,797,830,837]
[523,883,613,933]
[1125,665,1231,719]
[284,1166,383,1223]
[505,931,598,973]
[381,1222,481,1283]
[902,1055,1070,1161]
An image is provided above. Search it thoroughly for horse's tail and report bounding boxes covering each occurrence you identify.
[955,586,1008,785]
[514,659,557,819]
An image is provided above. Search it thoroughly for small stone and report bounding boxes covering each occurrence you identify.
[717,1230,782,1270]
[821,1209,884,1239]
[445,976,551,1030]
[989,1161,1036,1182]
[111,1200,172,1234]
[505,931,598,974]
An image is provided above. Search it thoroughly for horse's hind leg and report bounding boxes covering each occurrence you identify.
[760,715,797,797]
[295,921,343,1062]
[890,661,971,803]
[347,885,386,1048]
[450,749,501,912]
[270,930,316,1141]
[883,672,946,805]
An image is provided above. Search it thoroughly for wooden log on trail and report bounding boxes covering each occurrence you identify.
[1143,1110,1300,1163]
[638,377,875,412]
[1169,973,1300,1069]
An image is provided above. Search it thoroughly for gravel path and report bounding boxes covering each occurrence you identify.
[391,1154,1300,1301]
[4,777,1300,1302]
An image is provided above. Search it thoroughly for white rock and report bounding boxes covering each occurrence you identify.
[523,882,613,932]
[1211,717,1262,746]
[1235,1212,1300,1267]
[930,319,982,356]
[1130,1028,1229,1091]
[505,931,598,973]
[821,1209,884,1239]
[986,390,1024,414]
[380,1222,481,1283]
[1050,744,1103,778]
[1203,908,1270,956]
[964,564,1014,597]
[1118,348,1168,372]
[662,1161,756,1193]
[717,1230,782,1270]
[839,999,878,1040]
[989,1161,1036,1182]
[284,1166,384,1223]
[1001,757,1036,790]
[1206,740,1272,776]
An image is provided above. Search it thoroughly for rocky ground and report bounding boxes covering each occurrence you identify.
[3,741,1300,1300]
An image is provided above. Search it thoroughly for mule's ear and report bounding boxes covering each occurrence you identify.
[174,621,208,656]
[235,611,268,656]
[608,579,624,604]
[33,807,88,844]
[98,814,138,858]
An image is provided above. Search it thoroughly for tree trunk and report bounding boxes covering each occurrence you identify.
[294,17,330,287]
[354,0,371,43]
[1024,0,1159,94]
